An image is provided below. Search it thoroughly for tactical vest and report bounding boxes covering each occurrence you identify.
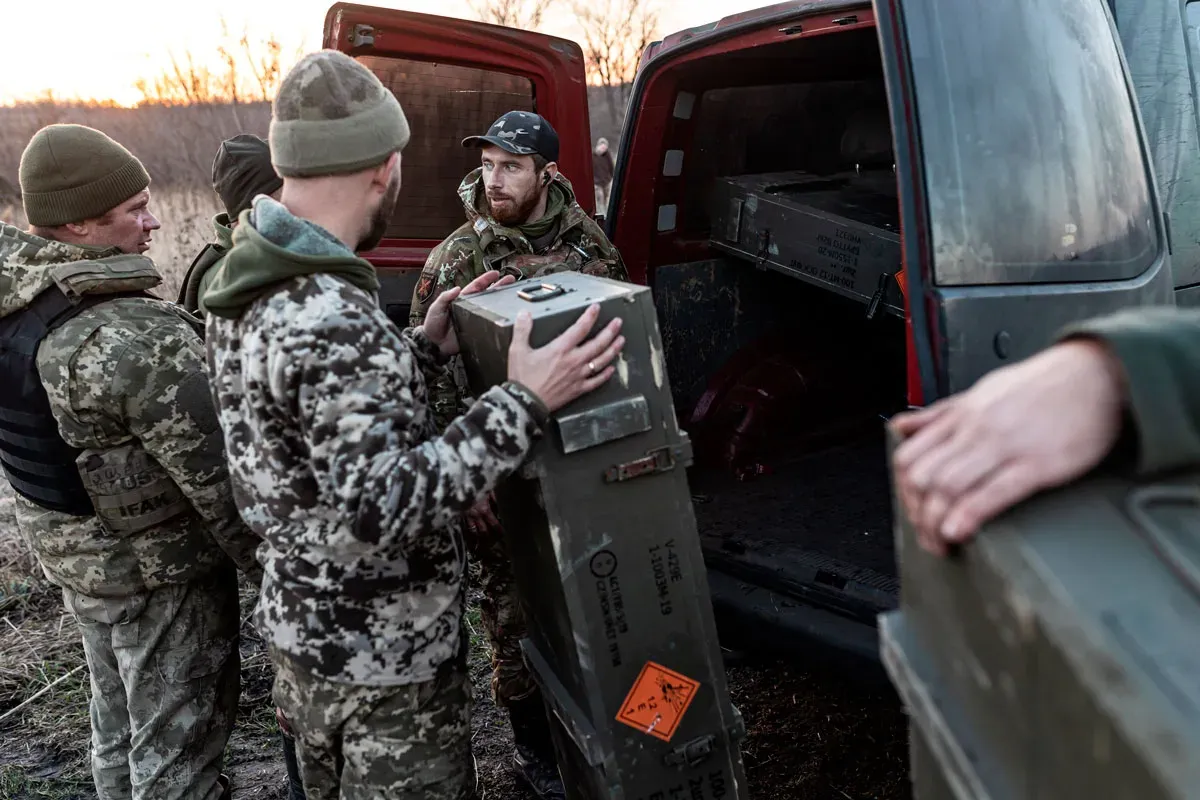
[0,287,145,515]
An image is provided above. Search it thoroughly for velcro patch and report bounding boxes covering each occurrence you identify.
[416,274,435,304]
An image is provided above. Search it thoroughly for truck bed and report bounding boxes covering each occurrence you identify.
[691,432,898,624]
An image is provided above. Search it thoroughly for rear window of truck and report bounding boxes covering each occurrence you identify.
[358,56,535,241]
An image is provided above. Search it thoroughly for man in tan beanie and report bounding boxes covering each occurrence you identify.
[200,50,624,800]
[0,123,262,800]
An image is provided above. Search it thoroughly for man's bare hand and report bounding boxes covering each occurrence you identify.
[423,271,518,357]
[891,339,1127,556]
[464,493,502,536]
[508,305,625,412]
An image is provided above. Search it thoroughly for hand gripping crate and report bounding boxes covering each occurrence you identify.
[452,272,749,800]
[881,432,1200,799]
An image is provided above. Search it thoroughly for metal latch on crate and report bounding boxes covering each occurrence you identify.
[603,438,693,483]
[663,734,716,769]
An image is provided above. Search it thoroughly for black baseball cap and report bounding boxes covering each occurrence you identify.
[462,110,560,162]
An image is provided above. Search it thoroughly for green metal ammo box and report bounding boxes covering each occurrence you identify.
[880,432,1200,799]
[452,272,749,800]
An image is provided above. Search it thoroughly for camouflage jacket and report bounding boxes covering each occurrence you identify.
[411,168,629,428]
[204,198,549,686]
[0,224,259,597]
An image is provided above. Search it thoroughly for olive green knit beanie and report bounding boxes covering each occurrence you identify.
[269,50,411,178]
[19,124,151,227]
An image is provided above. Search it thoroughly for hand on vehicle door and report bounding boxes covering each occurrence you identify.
[890,339,1126,557]
[508,305,624,412]
[423,270,518,357]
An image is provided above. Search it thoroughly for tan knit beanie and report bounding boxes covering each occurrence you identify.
[269,50,410,178]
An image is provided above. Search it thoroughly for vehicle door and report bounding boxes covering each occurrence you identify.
[874,0,1174,402]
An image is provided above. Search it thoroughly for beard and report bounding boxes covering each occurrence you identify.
[358,169,402,252]
[487,185,542,226]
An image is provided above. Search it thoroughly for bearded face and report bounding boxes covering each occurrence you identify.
[359,165,402,252]
[481,146,546,226]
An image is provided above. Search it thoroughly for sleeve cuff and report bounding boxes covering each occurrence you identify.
[1058,313,1198,475]
[500,380,551,428]
[407,326,451,368]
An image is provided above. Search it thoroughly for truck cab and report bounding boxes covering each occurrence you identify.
[324,0,1183,664]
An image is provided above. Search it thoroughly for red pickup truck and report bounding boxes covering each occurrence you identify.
[323,0,1185,664]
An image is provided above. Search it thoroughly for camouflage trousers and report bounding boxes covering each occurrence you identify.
[63,564,240,800]
[270,643,474,800]
[467,523,537,707]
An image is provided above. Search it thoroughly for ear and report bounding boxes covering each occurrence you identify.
[545,162,559,182]
[371,151,400,190]
[63,221,90,237]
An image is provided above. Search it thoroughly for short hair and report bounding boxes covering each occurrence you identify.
[532,154,550,173]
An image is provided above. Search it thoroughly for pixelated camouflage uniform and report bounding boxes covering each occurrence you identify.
[203,196,551,800]
[409,168,629,708]
[0,223,259,800]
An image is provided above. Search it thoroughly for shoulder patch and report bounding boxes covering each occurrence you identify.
[416,274,435,304]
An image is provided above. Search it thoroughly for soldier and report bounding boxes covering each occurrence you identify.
[178,134,283,317]
[891,308,1199,556]
[171,133,302,799]
[200,50,625,800]
[0,124,261,799]
[409,110,630,799]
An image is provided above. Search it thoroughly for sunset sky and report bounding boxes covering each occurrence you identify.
[0,0,776,106]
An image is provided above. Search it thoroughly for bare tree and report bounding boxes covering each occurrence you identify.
[571,0,658,133]
[133,18,292,107]
[469,0,555,29]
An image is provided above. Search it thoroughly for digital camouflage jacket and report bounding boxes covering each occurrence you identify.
[0,224,259,597]
[203,198,549,686]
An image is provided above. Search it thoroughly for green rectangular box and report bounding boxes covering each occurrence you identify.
[452,272,748,800]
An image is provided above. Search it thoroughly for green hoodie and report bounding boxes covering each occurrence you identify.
[200,198,380,319]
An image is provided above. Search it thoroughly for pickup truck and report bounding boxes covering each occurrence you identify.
[320,0,1196,665]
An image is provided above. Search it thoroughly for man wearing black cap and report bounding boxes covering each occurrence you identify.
[410,110,628,800]
[178,134,283,318]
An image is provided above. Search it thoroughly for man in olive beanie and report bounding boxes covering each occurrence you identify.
[201,50,622,800]
[2,123,261,800]
[178,134,284,318]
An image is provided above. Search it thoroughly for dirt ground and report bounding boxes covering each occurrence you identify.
[0,502,910,800]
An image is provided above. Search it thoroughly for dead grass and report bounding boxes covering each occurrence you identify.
[0,488,284,800]
[0,489,92,796]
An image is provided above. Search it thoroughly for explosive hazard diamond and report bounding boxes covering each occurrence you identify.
[616,661,700,742]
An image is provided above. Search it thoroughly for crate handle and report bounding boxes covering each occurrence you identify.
[518,283,566,302]
[1125,484,1200,600]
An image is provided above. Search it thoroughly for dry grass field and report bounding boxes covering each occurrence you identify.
[0,101,911,799]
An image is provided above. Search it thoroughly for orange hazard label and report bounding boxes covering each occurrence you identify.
[616,661,700,742]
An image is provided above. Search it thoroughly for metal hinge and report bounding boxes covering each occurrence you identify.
[866,271,893,320]
[755,228,772,270]
[351,24,375,47]
[664,734,715,769]
[604,439,693,483]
